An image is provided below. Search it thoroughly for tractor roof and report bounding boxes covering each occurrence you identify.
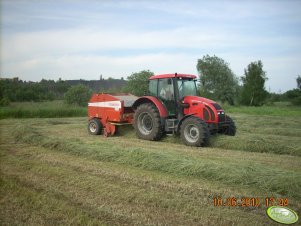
[149,73,197,80]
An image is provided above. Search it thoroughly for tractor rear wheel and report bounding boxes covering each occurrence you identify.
[219,115,236,136]
[180,117,209,147]
[88,118,103,135]
[134,103,163,141]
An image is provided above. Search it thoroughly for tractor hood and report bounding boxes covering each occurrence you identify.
[184,96,217,106]
[183,96,224,123]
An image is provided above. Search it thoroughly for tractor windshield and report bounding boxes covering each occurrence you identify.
[177,78,197,99]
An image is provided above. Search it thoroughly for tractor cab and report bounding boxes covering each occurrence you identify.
[148,74,197,117]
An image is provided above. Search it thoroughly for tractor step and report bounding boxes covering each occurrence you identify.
[165,119,178,133]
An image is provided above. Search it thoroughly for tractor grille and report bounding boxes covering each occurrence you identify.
[212,103,224,122]
[218,112,226,122]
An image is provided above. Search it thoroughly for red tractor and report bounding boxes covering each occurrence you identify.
[88,73,236,147]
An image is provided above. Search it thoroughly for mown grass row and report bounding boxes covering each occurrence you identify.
[164,131,301,157]
[2,116,300,225]
[210,114,301,156]
[1,143,271,226]
[128,113,301,156]
[12,125,301,201]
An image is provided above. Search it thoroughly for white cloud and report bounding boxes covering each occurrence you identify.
[2,27,221,61]
[1,0,301,93]
[2,48,300,93]
[2,25,299,61]
[1,53,198,80]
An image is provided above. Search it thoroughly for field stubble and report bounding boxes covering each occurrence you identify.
[1,112,301,225]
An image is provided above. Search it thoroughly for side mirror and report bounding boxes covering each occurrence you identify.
[180,101,189,108]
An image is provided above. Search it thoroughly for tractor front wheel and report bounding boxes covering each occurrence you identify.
[134,103,163,141]
[219,115,236,136]
[88,118,103,135]
[180,117,209,147]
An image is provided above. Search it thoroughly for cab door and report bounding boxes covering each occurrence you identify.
[158,78,176,115]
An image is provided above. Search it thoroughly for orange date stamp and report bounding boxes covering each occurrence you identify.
[213,197,289,207]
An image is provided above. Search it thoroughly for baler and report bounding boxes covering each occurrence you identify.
[88,93,138,137]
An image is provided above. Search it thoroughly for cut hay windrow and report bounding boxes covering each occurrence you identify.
[12,124,301,201]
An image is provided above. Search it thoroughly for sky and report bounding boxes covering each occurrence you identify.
[1,0,301,93]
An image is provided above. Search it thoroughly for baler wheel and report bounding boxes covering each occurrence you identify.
[134,103,163,141]
[180,117,209,147]
[88,118,103,135]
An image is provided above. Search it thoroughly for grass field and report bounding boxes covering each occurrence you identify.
[1,101,301,119]
[223,101,301,117]
[0,101,87,119]
[1,107,301,225]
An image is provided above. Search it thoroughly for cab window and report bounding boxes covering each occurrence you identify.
[149,79,158,96]
[177,78,197,99]
[158,79,174,100]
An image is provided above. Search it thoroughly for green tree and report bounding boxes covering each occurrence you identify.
[297,75,301,90]
[124,70,154,96]
[283,76,301,106]
[240,61,268,106]
[64,84,92,106]
[284,89,301,105]
[56,79,69,99]
[285,89,300,99]
[196,55,238,105]
[0,96,10,106]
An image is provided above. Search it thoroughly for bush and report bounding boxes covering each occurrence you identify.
[292,96,301,106]
[285,89,301,99]
[64,84,92,107]
[0,97,10,106]
[124,70,154,96]
[284,89,301,106]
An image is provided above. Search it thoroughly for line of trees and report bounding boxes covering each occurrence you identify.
[1,54,300,107]
[124,55,301,106]
[196,55,271,106]
[0,78,69,104]
[0,78,126,106]
[197,55,301,106]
